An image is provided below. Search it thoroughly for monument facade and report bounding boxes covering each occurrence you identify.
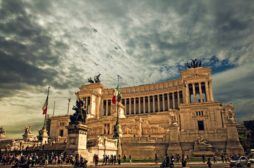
[49,66,243,159]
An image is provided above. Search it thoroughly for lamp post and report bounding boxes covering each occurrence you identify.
[67,98,71,115]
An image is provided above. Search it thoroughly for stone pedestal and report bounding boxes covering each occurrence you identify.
[193,144,214,156]
[23,133,34,142]
[42,128,48,144]
[38,127,48,144]
[23,127,34,141]
[226,124,244,155]
[167,127,182,155]
[66,124,88,156]
[192,136,215,156]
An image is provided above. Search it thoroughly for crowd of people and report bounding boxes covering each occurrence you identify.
[101,154,122,165]
[0,151,87,168]
[1,151,248,168]
[160,154,188,168]
[159,153,240,168]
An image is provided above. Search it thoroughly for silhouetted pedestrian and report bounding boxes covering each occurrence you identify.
[207,158,212,168]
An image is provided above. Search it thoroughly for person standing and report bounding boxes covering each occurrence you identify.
[181,156,187,168]
[95,154,99,166]
[207,158,212,168]
[213,155,216,164]
[113,155,117,165]
[129,155,132,163]
[123,155,126,162]
[155,153,158,164]
[166,154,170,167]
[117,154,121,165]
[202,155,206,163]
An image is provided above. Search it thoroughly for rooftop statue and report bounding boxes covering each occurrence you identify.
[186,59,202,69]
[88,77,94,83]
[94,73,101,83]
[70,92,87,125]
[88,74,101,84]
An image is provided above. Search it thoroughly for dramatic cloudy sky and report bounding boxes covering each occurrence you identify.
[0,0,253,138]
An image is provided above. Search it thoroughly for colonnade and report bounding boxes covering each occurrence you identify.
[186,81,213,104]
[103,91,183,116]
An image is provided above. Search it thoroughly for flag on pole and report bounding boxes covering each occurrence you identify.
[112,84,121,105]
[42,87,50,115]
[42,95,48,115]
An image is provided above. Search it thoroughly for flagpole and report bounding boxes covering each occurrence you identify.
[116,75,120,125]
[53,101,55,116]
[43,86,50,128]
[116,75,120,156]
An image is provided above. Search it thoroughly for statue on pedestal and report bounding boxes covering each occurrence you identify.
[23,126,34,141]
[226,108,235,123]
[66,92,89,156]
[169,112,178,127]
[37,127,48,144]
[70,93,87,125]
[0,127,6,139]
[194,136,213,153]
[196,136,210,146]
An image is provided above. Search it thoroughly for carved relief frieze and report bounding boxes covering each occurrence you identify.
[88,126,103,136]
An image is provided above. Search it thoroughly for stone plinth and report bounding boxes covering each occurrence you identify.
[38,127,48,144]
[167,127,182,155]
[66,124,89,157]
[193,144,214,156]
[225,124,244,155]
[66,124,95,163]
[87,136,117,159]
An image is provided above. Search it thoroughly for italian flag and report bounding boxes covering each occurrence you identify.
[42,95,48,115]
[112,84,121,105]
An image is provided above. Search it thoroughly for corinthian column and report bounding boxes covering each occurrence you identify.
[199,83,203,103]
[172,93,175,109]
[185,83,189,104]
[162,94,165,111]
[192,83,196,103]
[209,80,214,102]
[205,82,210,102]
[153,96,155,112]
[148,96,151,113]
[106,99,108,116]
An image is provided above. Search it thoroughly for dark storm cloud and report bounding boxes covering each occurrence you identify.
[0,0,66,97]
[121,0,254,68]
